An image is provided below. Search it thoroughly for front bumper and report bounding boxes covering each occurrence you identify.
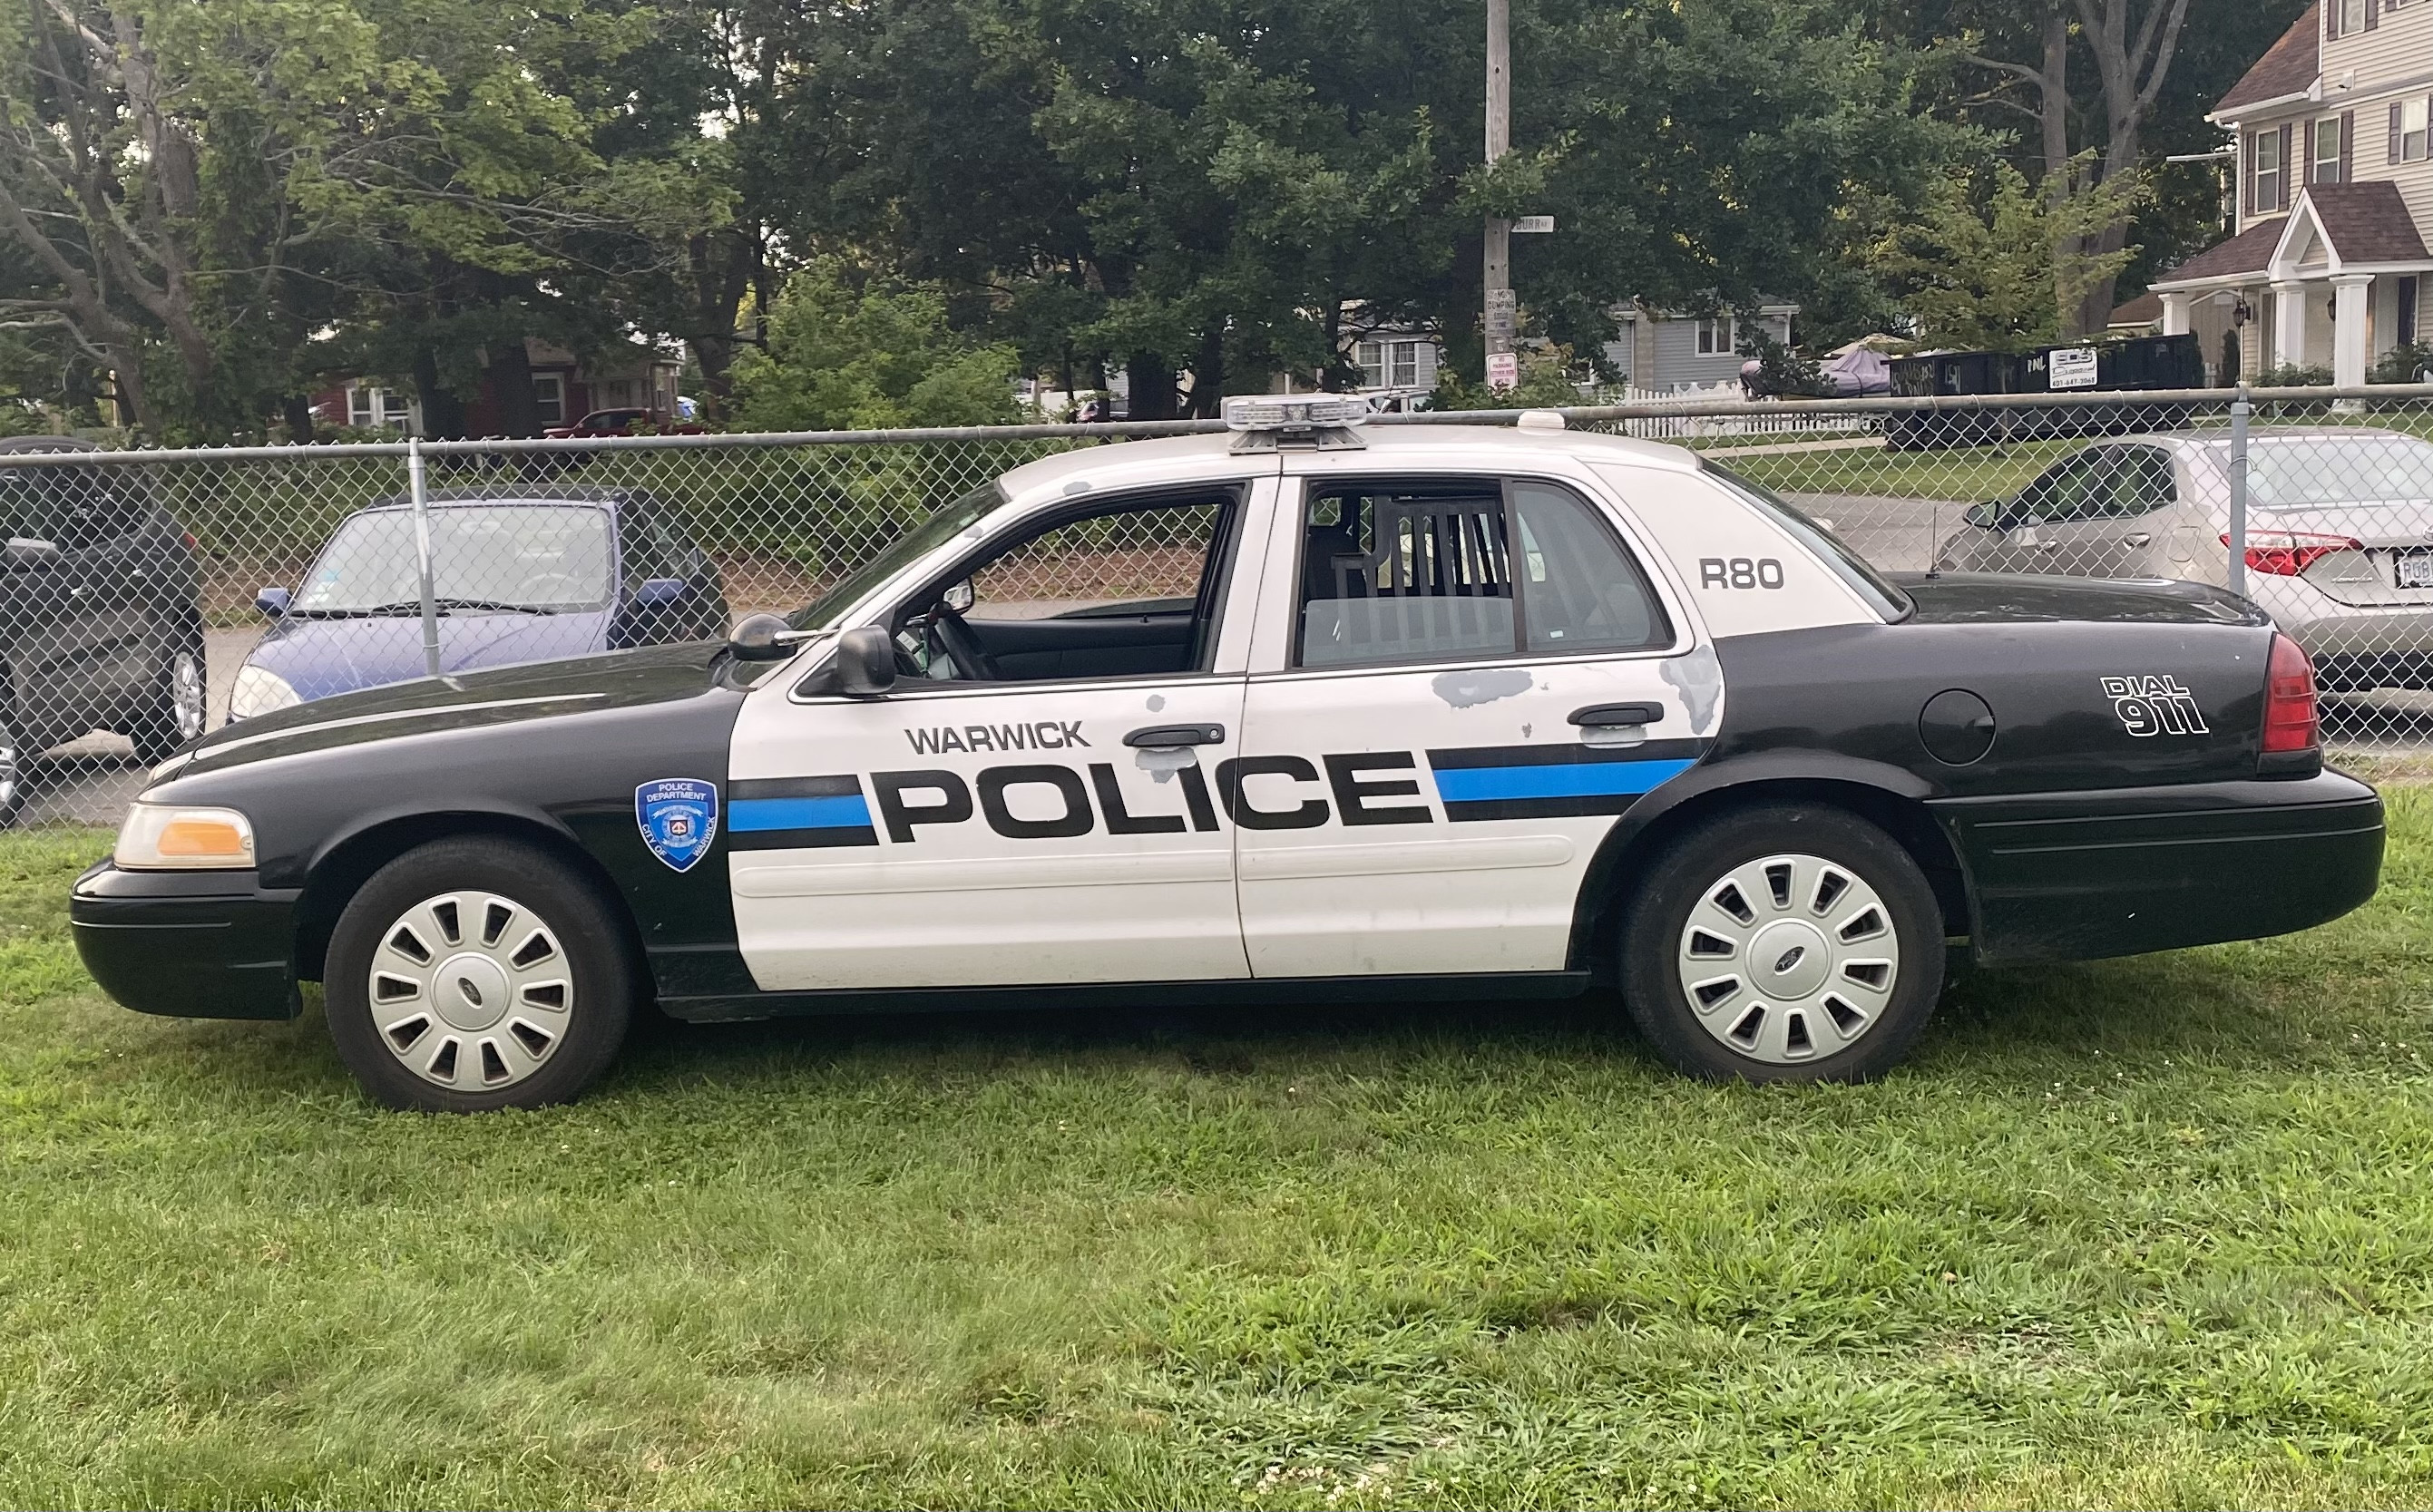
[71,862,301,1019]
[1932,770,2385,963]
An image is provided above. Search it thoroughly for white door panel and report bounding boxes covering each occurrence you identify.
[729,678,1249,989]
[1232,658,1712,976]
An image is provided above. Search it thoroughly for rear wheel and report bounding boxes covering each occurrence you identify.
[1620,805,1945,1083]
[126,635,207,763]
[325,837,635,1111]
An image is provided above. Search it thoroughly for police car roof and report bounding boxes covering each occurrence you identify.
[994,424,1704,503]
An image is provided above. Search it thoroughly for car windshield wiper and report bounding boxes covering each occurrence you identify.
[294,598,566,617]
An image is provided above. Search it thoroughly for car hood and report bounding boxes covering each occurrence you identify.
[1891,571,2269,627]
[247,610,615,701]
[168,639,745,780]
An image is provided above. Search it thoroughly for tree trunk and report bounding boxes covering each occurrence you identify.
[1187,326,1226,417]
[485,340,542,438]
[414,346,467,440]
[686,228,757,421]
[282,393,316,444]
[1124,351,1177,420]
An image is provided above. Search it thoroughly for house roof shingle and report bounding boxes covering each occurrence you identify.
[2109,291,2164,327]
[2307,180,2431,262]
[2157,215,2286,282]
[2216,4,2319,114]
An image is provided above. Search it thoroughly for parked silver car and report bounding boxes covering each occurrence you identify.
[1936,428,2433,690]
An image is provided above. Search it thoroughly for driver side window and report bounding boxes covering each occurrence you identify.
[895,489,1238,685]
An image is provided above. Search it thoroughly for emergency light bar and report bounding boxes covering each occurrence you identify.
[1222,395,1373,432]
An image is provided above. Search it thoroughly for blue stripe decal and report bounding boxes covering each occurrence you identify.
[1431,758,1695,805]
[730,795,874,831]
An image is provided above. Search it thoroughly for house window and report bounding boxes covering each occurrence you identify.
[2406,98,2430,162]
[1695,316,1734,356]
[2315,117,2344,183]
[347,385,375,428]
[2342,0,2369,33]
[1355,338,1432,389]
[2402,276,2420,346]
[532,374,564,425]
[347,385,410,430]
[2252,129,2282,210]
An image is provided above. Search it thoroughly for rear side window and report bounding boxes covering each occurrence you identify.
[1295,477,1671,668]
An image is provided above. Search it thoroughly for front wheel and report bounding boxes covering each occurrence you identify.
[127,636,207,763]
[0,707,23,828]
[1619,805,1945,1083]
[325,837,636,1111]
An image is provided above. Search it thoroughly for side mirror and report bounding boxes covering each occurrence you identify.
[941,578,975,614]
[728,611,807,661]
[1962,502,1999,530]
[5,537,60,570]
[255,585,292,618]
[794,625,897,698]
[634,576,688,609]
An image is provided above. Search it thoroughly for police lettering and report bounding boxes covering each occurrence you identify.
[874,760,1219,841]
[1699,557,1784,590]
[2100,674,2209,737]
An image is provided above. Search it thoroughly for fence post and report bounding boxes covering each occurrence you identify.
[407,436,441,678]
[2226,384,2251,600]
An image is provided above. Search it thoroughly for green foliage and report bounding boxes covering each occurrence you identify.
[2372,343,2433,385]
[2258,363,2334,386]
[728,262,1021,432]
[1737,323,1832,397]
[1427,346,1591,411]
[1869,154,2152,351]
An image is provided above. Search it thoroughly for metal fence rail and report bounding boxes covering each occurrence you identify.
[5,385,2430,824]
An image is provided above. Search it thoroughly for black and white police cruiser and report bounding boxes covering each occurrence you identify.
[73,397,2386,1109]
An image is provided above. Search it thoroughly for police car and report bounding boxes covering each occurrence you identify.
[71,398,2386,1110]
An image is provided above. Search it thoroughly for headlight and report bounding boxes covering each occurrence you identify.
[227,664,300,720]
[114,803,256,871]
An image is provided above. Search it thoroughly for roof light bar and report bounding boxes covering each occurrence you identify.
[1222,395,1373,432]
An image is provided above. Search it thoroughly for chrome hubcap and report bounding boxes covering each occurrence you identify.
[0,726,17,811]
[369,891,572,1090]
[171,650,206,739]
[1676,853,1900,1064]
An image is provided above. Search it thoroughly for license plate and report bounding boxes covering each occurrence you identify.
[2401,551,2433,590]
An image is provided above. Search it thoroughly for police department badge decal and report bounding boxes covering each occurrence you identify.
[636,779,718,872]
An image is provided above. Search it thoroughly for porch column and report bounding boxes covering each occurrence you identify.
[2334,273,2373,387]
[2271,279,2308,371]
[2159,290,2192,336]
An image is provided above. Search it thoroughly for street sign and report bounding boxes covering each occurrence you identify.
[1487,351,1519,389]
[1512,215,1555,234]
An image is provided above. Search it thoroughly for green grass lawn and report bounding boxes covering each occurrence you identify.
[5,794,2433,1508]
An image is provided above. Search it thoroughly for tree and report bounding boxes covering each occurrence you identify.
[726,261,1020,431]
[1868,155,2149,350]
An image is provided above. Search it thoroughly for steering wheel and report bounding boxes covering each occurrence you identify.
[926,606,1002,681]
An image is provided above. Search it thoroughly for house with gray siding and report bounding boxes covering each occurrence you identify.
[2150,0,2433,383]
[1346,300,1798,403]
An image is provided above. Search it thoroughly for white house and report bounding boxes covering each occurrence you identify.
[2149,0,2433,383]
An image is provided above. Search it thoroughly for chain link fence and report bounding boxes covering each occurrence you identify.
[4,386,2429,824]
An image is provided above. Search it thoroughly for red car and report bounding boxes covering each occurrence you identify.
[542,408,707,440]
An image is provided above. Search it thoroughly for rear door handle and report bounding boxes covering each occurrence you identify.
[1124,723,1226,747]
[1569,702,1661,728]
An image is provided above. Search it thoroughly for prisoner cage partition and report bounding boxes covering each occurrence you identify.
[4,385,2432,816]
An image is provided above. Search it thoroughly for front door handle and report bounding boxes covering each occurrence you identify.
[1124,722,1226,747]
[1569,703,1661,728]
[2123,532,2152,547]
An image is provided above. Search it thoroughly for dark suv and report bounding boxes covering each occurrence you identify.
[0,436,207,823]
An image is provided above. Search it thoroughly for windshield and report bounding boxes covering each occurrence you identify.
[788,481,1011,629]
[2237,436,2433,509]
[1705,463,1915,620]
[295,503,613,614]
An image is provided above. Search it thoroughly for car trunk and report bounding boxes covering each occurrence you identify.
[2246,505,2433,607]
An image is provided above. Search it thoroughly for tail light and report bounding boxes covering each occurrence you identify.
[2262,633,2319,753]
[2223,530,2360,577]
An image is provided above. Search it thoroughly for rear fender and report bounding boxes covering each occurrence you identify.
[1567,752,1970,976]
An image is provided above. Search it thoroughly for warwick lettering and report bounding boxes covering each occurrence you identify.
[905,721,1089,755]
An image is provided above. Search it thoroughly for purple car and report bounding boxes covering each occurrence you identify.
[230,487,729,719]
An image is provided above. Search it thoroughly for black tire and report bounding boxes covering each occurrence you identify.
[325,836,636,1111]
[126,631,207,764]
[1619,805,1945,1084]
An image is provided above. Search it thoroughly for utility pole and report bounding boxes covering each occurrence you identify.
[1483,0,1516,389]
